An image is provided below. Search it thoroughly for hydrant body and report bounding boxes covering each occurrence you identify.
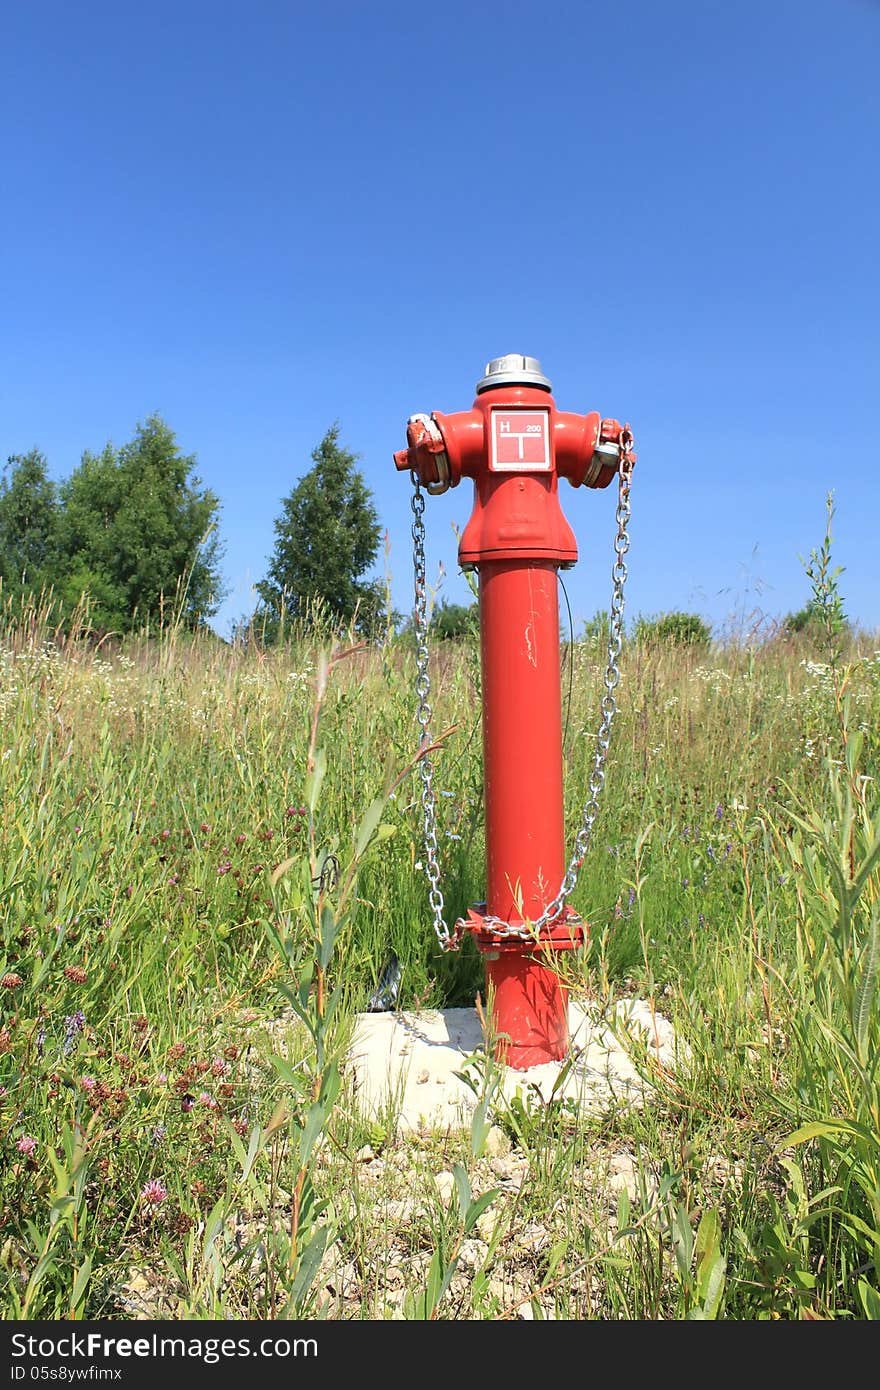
[395,355,629,1069]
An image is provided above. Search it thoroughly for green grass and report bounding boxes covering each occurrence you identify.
[1,595,879,1319]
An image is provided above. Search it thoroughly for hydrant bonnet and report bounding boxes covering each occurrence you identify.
[476,353,552,394]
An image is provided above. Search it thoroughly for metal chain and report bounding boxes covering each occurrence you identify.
[410,440,634,951]
[410,476,458,951]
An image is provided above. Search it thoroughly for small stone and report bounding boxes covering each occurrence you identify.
[490,1154,526,1187]
[516,1222,549,1255]
[482,1125,511,1158]
[356,1144,375,1164]
[476,1209,498,1243]
[457,1238,488,1271]
[607,1150,656,1204]
[516,1300,535,1320]
[416,1069,430,1084]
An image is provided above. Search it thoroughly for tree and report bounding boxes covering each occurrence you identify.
[634,611,712,647]
[430,599,478,640]
[0,450,59,599]
[255,424,382,638]
[54,415,225,632]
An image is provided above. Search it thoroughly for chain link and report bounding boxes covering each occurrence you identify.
[410,439,634,951]
[410,476,460,951]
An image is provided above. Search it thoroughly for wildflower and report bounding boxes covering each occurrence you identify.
[167,1043,185,1061]
[198,1091,218,1110]
[64,966,88,984]
[628,888,636,907]
[156,1072,168,1085]
[1,973,23,990]
[682,878,689,889]
[36,1024,46,1056]
[235,833,247,844]
[180,1093,195,1112]
[211,1058,228,1077]
[200,822,211,834]
[80,1076,97,1092]
[16,1135,37,1157]
[715,803,724,820]
[223,1045,239,1061]
[63,1011,86,1054]
[285,805,306,818]
[232,1118,248,1137]
[150,1124,167,1147]
[132,1015,149,1033]
[139,1178,167,1205]
[217,860,232,876]
[160,830,171,840]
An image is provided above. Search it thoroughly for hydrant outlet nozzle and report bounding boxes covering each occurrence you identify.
[392,413,451,493]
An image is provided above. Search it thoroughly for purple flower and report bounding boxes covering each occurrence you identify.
[139,1178,167,1205]
[715,803,724,820]
[63,1011,86,1055]
[16,1135,37,1157]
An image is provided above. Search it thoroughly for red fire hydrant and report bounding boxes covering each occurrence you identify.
[395,354,633,1069]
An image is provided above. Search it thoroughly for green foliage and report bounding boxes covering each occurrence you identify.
[785,491,851,666]
[255,425,382,640]
[430,599,478,641]
[0,419,224,634]
[55,416,224,633]
[0,450,59,600]
[2,586,880,1319]
[633,610,712,647]
[581,608,611,647]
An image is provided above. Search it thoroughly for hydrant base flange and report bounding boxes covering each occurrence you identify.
[464,903,586,955]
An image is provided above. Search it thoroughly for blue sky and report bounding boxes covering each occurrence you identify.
[3,0,878,638]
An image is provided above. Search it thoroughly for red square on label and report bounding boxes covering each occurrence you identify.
[490,410,551,471]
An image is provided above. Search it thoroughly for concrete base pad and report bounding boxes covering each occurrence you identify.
[348,998,677,1134]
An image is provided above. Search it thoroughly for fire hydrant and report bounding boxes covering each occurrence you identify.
[395,354,633,1069]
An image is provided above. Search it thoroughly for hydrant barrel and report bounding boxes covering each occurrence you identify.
[480,558,570,1066]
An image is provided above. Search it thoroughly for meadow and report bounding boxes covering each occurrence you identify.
[1,595,878,1320]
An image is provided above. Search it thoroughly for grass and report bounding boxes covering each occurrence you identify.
[1,591,879,1319]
